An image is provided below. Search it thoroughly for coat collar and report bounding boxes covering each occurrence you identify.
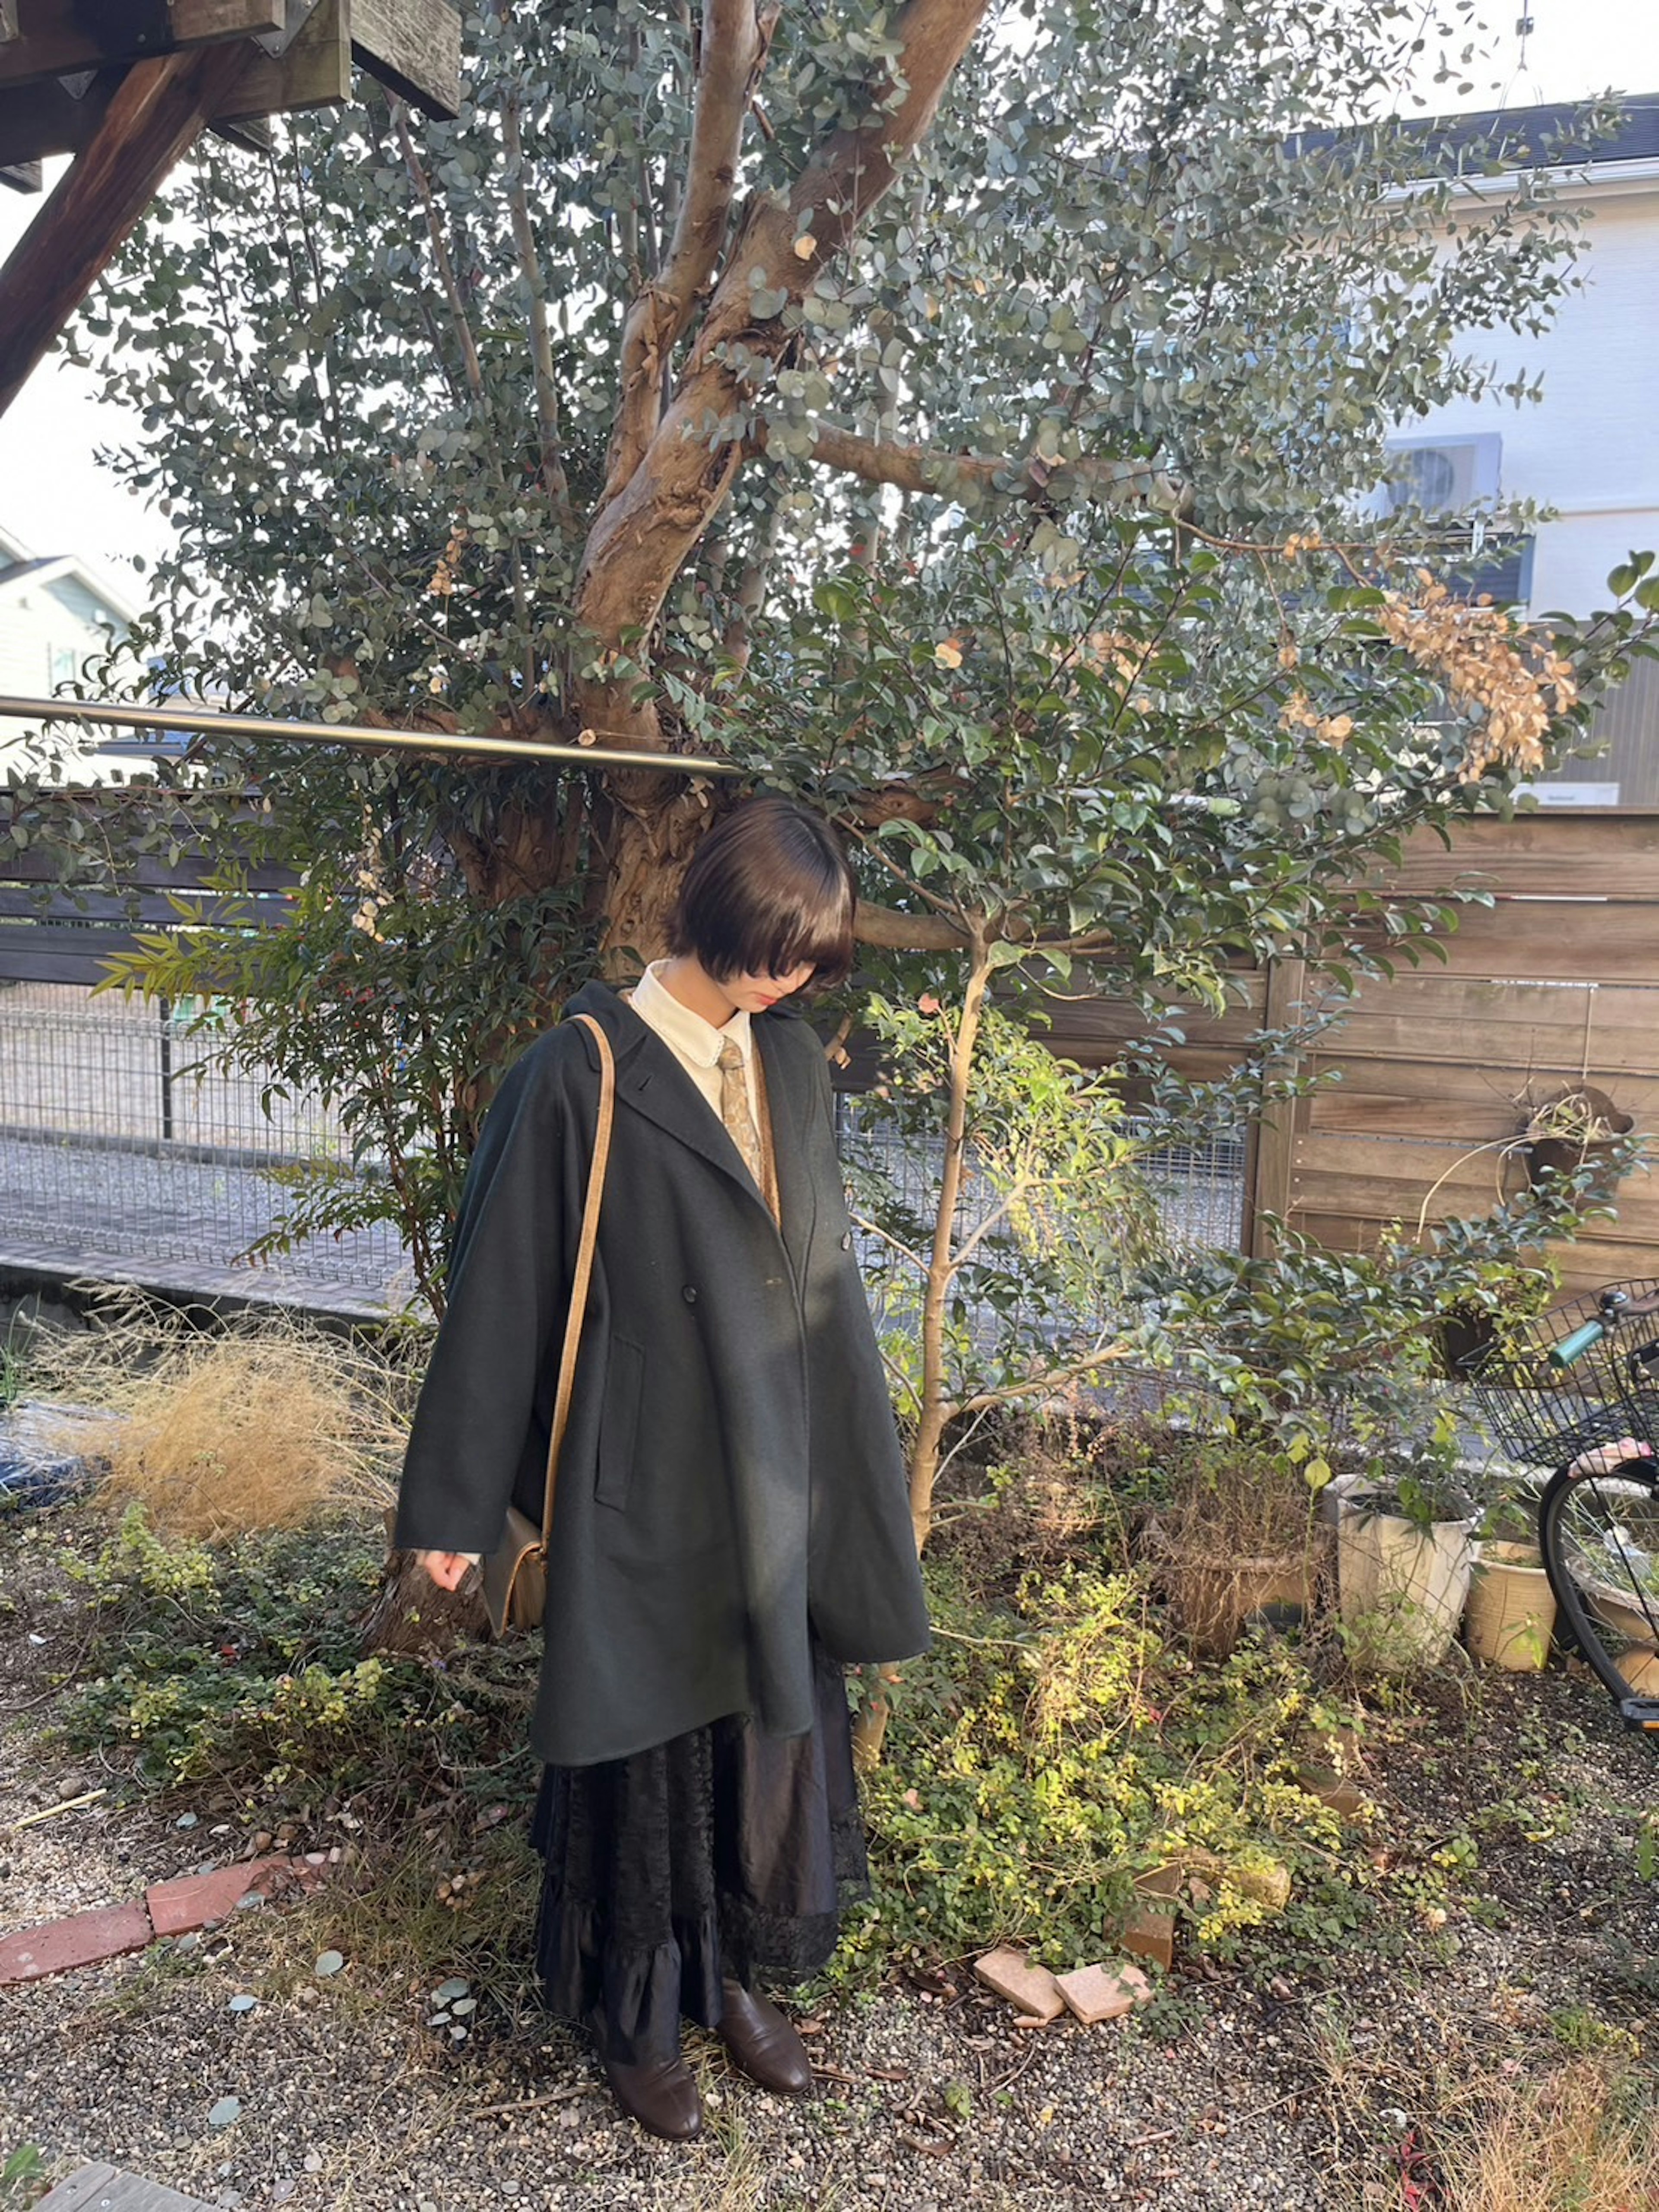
[564,982,815,1255]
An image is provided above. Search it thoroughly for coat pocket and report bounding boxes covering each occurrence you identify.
[594,1333,646,1510]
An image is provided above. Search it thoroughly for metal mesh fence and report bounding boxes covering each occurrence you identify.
[0,984,1246,1316]
[0,983,409,1310]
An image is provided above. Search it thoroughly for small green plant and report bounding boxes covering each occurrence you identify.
[839,1552,1353,1980]
[63,1499,219,1606]
[0,2145,46,2202]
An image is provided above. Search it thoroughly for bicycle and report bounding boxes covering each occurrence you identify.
[1463,1280,1659,1737]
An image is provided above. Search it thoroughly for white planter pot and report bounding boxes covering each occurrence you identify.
[1338,1497,1474,1673]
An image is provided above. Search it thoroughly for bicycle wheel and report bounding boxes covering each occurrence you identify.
[1538,1457,1659,1726]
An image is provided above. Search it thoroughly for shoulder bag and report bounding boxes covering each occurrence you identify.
[478,1010,617,1636]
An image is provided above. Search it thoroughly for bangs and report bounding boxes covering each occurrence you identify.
[669,797,857,994]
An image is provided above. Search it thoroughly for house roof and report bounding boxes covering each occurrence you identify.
[1402,94,1659,174]
[1290,93,1659,179]
[0,519,140,628]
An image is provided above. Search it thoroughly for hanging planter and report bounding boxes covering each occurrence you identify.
[1520,1084,1634,1190]
[1464,1539,1556,1671]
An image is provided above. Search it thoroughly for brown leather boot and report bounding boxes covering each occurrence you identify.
[600,2049,702,2141]
[717,1977,814,2095]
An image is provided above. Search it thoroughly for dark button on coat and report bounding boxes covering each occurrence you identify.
[393,981,931,1767]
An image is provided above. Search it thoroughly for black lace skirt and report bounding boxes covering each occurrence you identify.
[528,1638,868,2066]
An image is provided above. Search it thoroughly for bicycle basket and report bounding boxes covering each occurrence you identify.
[1462,1279,1659,1469]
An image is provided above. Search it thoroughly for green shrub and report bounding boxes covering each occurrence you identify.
[844,1552,1351,1977]
[53,1503,530,1806]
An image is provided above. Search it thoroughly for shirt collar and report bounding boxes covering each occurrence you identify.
[631,960,752,1070]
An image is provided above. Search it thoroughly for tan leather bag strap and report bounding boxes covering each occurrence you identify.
[537,1012,616,1552]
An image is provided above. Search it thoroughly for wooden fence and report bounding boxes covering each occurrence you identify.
[1043,812,1659,1295]
[5,797,1658,1288]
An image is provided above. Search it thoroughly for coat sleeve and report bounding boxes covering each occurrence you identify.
[391,1038,572,1557]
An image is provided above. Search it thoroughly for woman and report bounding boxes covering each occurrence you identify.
[394,796,930,2141]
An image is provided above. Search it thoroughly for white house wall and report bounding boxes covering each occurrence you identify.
[1408,183,1659,617]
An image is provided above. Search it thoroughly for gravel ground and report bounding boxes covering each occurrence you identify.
[3,1514,1655,2210]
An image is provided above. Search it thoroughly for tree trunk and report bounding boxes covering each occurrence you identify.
[595,770,726,971]
[356,1547,491,1658]
[907,939,991,1551]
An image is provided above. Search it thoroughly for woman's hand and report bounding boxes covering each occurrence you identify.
[1567,1438,1654,1477]
[416,1549,474,1592]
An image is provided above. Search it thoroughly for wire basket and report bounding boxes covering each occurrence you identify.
[1462,1279,1659,1469]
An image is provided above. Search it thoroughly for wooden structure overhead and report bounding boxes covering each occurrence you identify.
[0,0,462,417]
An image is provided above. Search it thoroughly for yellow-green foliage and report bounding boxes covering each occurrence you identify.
[55,1502,528,1802]
[850,1558,1346,1973]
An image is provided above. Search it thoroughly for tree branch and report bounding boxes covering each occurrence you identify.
[853,898,969,951]
[498,50,571,519]
[576,0,992,747]
[601,0,778,508]
[394,102,485,407]
[795,420,1190,515]
[957,1342,1134,1417]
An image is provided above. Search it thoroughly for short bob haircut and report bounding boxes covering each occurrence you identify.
[666,797,856,994]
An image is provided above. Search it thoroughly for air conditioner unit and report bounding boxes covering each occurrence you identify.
[1379,432,1503,516]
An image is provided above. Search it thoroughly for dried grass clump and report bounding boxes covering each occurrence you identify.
[1144,1438,1328,1656]
[1440,2058,1659,2211]
[34,1284,413,1540]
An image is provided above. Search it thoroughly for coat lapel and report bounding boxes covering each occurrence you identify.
[567,981,782,1222]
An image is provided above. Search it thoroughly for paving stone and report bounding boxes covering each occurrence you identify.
[971,1946,1065,2022]
[1297,1765,1368,1819]
[146,1854,326,1938]
[1120,1898,1176,1973]
[1055,1962,1153,2025]
[0,1900,154,1983]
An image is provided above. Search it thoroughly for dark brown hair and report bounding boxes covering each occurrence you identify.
[667,797,855,993]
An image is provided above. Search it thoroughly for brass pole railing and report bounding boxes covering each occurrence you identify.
[0,694,745,777]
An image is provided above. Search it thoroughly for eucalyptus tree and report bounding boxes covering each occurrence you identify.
[26,0,1651,1347]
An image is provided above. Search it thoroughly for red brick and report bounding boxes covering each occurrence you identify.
[972,1946,1065,2022]
[146,1853,325,1938]
[0,1901,154,1983]
[1055,1961,1153,2025]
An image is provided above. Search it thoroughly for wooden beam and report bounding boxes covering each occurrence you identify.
[0,1,283,90]
[352,0,460,120]
[0,1,350,165]
[0,157,38,190]
[216,0,350,120]
[0,42,249,418]
[0,70,117,167]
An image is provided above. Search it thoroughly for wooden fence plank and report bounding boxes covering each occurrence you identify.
[0,949,140,983]
[0,888,271,926]
[1327,977,1659,1076]
[1361,812,1659,900]
[1407,898,1659,983]
[1305,1057,1659,1137]
[1042,979,1268,1061]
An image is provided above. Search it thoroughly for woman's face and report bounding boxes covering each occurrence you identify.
[721,960,815,1017]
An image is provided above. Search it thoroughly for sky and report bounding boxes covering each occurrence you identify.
[1,0,1657,597]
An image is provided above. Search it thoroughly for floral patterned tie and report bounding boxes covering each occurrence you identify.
[715,1036,765,1189]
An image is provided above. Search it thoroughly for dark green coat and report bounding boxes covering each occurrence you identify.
[393,980,931,1767]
